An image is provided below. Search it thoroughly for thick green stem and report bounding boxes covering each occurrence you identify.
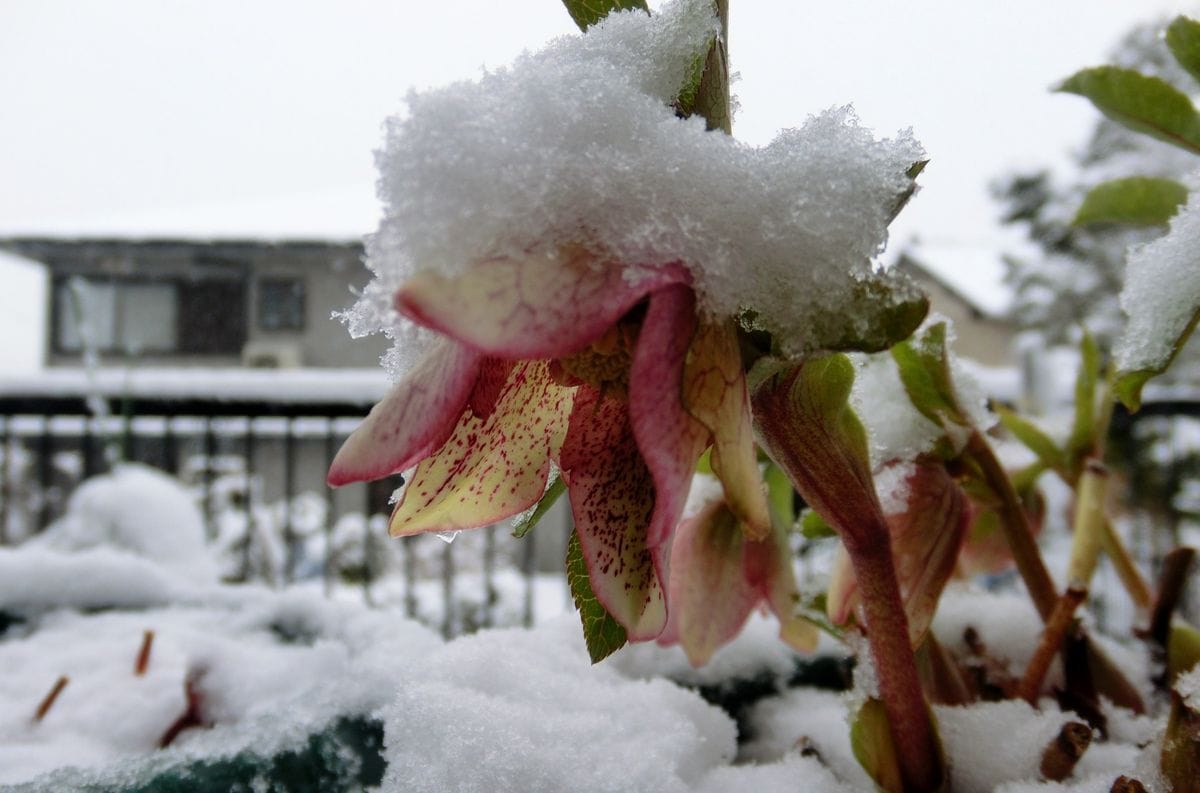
[848,533,945,792]
[967,430,1058,621]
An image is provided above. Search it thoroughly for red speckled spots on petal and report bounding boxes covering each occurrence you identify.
[469,358,514,420]
[396,245,690,360]
[327,339,481,487]
[389,360,574,535]
[560,386,666,641]
[684,320,772,541]
[628,284,709,550]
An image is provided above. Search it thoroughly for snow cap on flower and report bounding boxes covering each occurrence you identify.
[345,0,925,374]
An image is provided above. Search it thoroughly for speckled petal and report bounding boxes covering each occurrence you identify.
[389,360,573,534]
[396,245,690,359]
[327,339,481,487]
[628,284,709,550]
[684,320,772,540]
[560,386,666,641]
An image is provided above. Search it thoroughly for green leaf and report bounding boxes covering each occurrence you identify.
[890,322,968,431]
[804,269,930,354]
[800,509,836,540]
[887,160,930,225]
[1057,66,1200,155]
[1067,331,1100,458]
[1167,16,1200,85]
[764,460,796,532]
[1115,308,1200,411]
[1073,176,1188,227]
[850,699,906,793]
[566,530,627,663]
[511,475,565,538]
[995,406,1065,473]
[1169,622,1200,680]
[560,0,648,32]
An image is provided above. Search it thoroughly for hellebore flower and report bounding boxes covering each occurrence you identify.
[657,495,818,666]
[328,244,771,640]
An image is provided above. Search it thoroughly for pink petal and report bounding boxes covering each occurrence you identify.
[468,358,514,420]
[660,500,759,666]
[389,360,574,534]
[327,339,481,486]
[397,245,690,359]
[628,284,709,550]
[684,319,772,540]
[744,523,819,653]
[826,544,859,627]
[560,386,666,641]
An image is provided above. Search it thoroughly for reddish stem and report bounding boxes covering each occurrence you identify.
[33,675,69,723]
[848,533,945,793]
[1018,587,1087,705]
[135,629,155,676]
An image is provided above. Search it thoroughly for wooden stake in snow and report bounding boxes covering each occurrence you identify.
[135,629,155,676]
[33,676,69,723]
[1039,721,1092,782]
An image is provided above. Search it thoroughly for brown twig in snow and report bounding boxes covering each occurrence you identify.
[1149,547,1196,647]
[1039,721,1092,782]
[135,629,155,676]
[1110,776,1148,793]
[33,676,69,723]
[1018,587,1087,705]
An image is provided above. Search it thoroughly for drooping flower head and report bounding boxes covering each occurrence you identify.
[331,0,926,646]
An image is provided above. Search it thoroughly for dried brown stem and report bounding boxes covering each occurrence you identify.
[135,629,155,676]
[1019,587,1087,705]
[1039,721,1092,782]
[1151,547,1196,647]
[1110,776,1148,793]
[33,675,69,723]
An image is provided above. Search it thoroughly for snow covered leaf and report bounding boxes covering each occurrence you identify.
[891,322,970,433]
[798,269,929,355]
[1113,190,1200,409]
[1057,66,1200,155]
[1167,16,1200,85]
[566,529,628,663]
[1072,176,1187,227]
[561,0,649,31]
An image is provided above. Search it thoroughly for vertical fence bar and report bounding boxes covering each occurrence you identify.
[522,523,536,628]
[241,416,257,583]
[203,417,216,541]
[81,416,97,479]
[403,535,418,620]
[282,419,296,584]
[323,419,336,597]
[37,415,52,532]
[441,539,455,638]
[163,415,179,476]
[482,524,496,629]
[0,416,9,545]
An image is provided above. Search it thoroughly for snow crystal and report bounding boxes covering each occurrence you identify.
[1115,185,1200,379]
[351,0,924,375]
[380,616,737,793]
[693,753,855,793]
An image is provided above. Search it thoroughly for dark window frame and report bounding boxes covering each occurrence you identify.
[256,277,306,332]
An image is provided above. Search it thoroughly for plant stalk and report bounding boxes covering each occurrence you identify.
[1018,586,1087,704]
[847,532,945,792]
[967,429,1058,620]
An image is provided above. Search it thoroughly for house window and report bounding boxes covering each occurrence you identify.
[55,278,178,354]
[53,276,247,355]
[258,278,305,331]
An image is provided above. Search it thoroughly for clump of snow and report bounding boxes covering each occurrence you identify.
[380,616,737,793]
[932,585,1045,678]
[936,700,1076,793]
[1115,185,1200,378]
[31,464,215,581]
[350,0,924,375]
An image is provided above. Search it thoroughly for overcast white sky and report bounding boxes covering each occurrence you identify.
[0,0,1197,364]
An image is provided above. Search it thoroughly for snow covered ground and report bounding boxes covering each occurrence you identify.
[0,460,1177,792]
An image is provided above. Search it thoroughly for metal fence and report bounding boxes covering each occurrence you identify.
[0,392,568,637]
